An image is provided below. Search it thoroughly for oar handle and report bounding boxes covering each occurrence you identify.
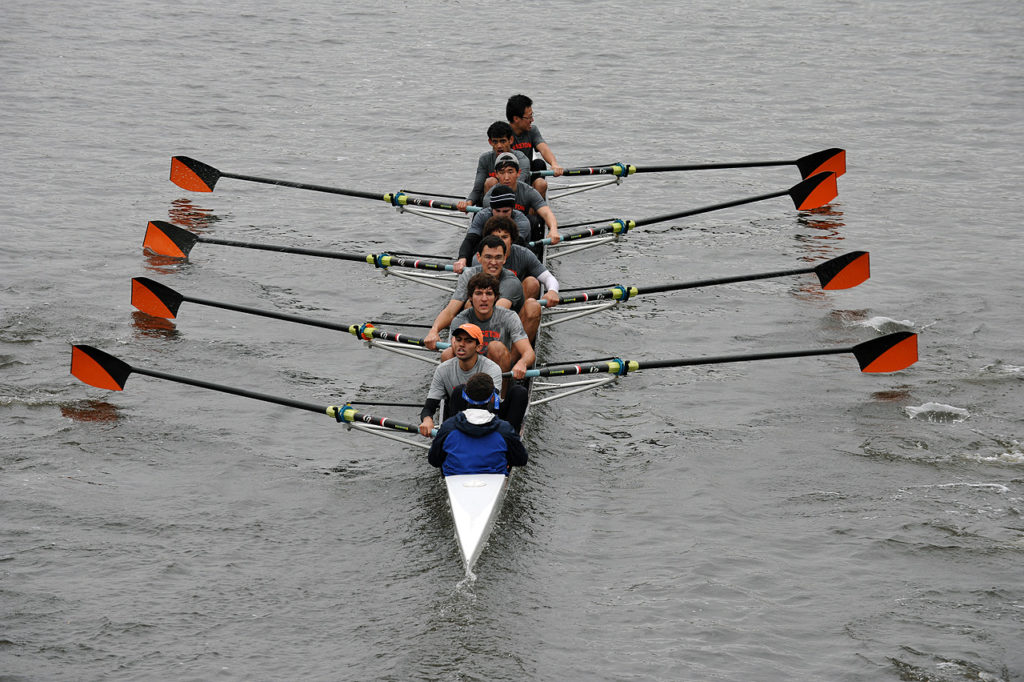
[347,323,447,350]
[328,405,422,434]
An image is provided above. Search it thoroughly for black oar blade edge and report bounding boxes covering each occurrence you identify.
[143,220,199,258]
[815,251,870,290]
[853,332,918,372]
[796,148,846,179]
[790,172,838,210]
[71,345,133,391]
[170,156,220,192]
[131,277,183,319]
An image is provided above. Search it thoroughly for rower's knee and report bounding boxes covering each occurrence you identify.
[485,341,511,370]
[532,177,548,197]
[440,347,454,361]
[522,276,540,300]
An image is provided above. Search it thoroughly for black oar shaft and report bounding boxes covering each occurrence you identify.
[633,160,795,173]
[195,235,371,262]
[191,234,451,271]
[633,188,789,227]
[220,171,385,202]
[133,366,328,414]
[180,294,354,333]
[636,266,815,295]
[634,346,850,371]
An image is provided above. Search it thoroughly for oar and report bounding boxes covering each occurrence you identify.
[536,148,846,180]
[170,156,478,212]
[142,220,453,272]
[516,332,918,378]
[130,277,447,350]
[70,345,423,434]
[530,171,838,248]
[549,251,869,306]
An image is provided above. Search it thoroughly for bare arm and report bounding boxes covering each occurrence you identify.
[535,142,562,176]
[537,205,560,244]
[510,338,536,379]
[423,299,464,350]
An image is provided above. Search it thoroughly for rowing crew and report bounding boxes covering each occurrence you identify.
[420,93,563,472]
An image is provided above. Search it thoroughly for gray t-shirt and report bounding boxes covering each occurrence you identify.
[468,207,533,243]
[511,126,546,165]
[451,265,524,311]
[467,149,533,206]
[426,355,503,402]
[482,181,548,216]
[451,306,528,353]
[473,243,546,281]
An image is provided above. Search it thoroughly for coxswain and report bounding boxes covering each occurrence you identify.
[427,373,528,477]
[482,153,559,245]
[418,322,528,437]
[506,93,563,198]
[456,121,532,212]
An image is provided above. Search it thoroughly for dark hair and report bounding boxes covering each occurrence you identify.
[486,120,514,139]
[466,272,499,296]
[483,215,518,240]
[465,373,495,403]
[506,94,533,122]
[476,233,507,255]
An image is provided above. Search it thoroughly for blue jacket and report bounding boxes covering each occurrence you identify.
[428,410,528,476]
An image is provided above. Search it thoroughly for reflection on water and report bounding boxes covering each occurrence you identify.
[60,399,120,423]
[871,388,914,402]
[795,204,846,256]
[131,310,179,340]
[168,198,220,231]
[142,251,189,273]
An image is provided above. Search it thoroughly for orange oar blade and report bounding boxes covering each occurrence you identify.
[796,148,846,179]
[170,156,220,192]
[815,251,870,290]
[71,345,133,390]
[131,277,183,319]
[790,171,838,211]
[143,220,198,258]
[853,332,918,372]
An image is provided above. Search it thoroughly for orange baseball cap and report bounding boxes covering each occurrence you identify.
[452,323,484,345]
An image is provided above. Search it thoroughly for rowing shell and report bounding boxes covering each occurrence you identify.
[442,246,544,573]
[445,472,510,572]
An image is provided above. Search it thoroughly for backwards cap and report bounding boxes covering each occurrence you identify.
[494,152,520,170]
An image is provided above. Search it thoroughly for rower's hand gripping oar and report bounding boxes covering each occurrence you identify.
[529,171,839,248]
[69,345,430,436]
[534,148,846,181]
[512,332,918,379]
[130,277,448,350]
[169,156,478,213]
[548,251,870,306]
[142,220,454,273]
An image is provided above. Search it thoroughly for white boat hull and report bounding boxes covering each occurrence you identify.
[445,471,511,572]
